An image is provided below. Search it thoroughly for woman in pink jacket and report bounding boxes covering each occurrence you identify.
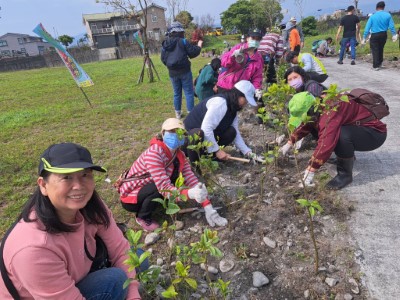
[0,143,142,300]
[217,28,264,100]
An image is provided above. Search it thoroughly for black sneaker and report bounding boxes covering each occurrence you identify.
[351,60,356,65]
[337,60,343,65]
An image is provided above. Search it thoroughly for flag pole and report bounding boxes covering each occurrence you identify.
[79,87,93,108]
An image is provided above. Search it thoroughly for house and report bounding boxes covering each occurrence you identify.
[82,3,167,49]
[0,33,53,57]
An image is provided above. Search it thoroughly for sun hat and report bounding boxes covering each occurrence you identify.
[234,80,257,107]
[162,118,185,131]
[168,21,185,33]
[288,92,317,128]
[290,16,297,22]
[38,143,107,175]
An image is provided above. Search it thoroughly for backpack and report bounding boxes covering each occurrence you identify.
[347,88,389,123]
[311,40,322,52]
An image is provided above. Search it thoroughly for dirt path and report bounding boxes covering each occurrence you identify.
[322,56,400,299]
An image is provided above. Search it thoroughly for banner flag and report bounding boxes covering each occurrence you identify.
[133,31,144,49]
[33,23,94,88]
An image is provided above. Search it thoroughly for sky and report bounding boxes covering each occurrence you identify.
[0,0,398,38]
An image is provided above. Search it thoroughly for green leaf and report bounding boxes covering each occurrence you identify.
[296,199,310,207]
[311,200,323,212]
[172,278,183,284]
[166,202,181,215]
[185,278,198,290]
[152,198,166,207]
[175,172,185,188]
[139,251,151,265]
[162,285,178,298]
[123,278,133,289]
[309,206,315,216]
[175,261,185,275]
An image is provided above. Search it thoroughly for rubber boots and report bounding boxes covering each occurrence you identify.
[326,157,354,190]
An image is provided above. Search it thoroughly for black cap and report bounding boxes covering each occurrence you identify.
[248,28,262,38]
[38,143,107,175]
[346,5,355,12]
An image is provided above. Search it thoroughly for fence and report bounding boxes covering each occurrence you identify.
[0,40,162,72]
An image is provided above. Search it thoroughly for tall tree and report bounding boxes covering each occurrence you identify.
[175,10,193,28]
[96,0,160,83]
[58,35,74,48]
[250,0,283,31]
[199,14,215,31]
[165,0,188,20]
[221,0,282,34]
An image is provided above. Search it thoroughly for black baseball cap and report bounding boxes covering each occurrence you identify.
[38,143,107,175]
[346,5,355,12]
[248,28,262,39]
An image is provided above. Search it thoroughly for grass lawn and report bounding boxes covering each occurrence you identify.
[0,55,211,235]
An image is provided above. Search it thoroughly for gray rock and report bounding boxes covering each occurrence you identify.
[344,294,353,300]
[272,176,280,182]
[144,232,160,246]
[335,293,353,300]
[349,278,360,294]
[167,237,175,249]
[250,253,259,258]
[239,295,248,300]
[242,173,252,184]
[263,236,277,248]
[252,271,270,287]
[325,277,338,287]
[191,293,202,299]
[200,263,218,274]
[155,284,166,299]
[174,220,184,231]
[156,258,163,266]
[304,289,310,298]
[219,259,235,273]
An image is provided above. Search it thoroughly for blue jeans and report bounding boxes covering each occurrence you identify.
[170,71,194,112]
[339,37,357,61]
[77,249,149,299]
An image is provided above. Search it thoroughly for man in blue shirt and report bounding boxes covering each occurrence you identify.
[362,1,398,70]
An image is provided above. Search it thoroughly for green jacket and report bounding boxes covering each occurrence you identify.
[195,65,218,101]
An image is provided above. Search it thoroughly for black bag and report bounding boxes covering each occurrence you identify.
[84,235,111,273]
[347,88,390,123]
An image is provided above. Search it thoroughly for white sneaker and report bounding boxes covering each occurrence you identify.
[175,110,182,119]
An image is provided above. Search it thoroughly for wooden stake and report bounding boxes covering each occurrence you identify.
[227,156,251,163]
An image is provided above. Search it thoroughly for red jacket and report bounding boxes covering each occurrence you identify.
[290,100,387,169]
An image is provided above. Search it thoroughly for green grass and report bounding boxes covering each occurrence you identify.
[0,55,211,235]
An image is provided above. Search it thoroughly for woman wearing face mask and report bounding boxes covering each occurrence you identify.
[118,118,227,231]
[284,66,327,98]
[216,29,264,101]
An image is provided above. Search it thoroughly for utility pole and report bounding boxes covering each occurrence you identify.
[354,0,359,14]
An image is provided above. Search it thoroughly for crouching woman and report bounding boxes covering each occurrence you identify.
[118,118,227,231]
[279,92,387,189]
[0,143,141,299]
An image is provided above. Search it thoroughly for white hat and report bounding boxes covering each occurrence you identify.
[290,16,297,22]
[162,118,185,131]
[234,80,257,107]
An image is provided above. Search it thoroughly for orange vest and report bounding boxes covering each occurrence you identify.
[289,28,301,51]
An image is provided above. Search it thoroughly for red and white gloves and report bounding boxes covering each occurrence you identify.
[188,183,228,227]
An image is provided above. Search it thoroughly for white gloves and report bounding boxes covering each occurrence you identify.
[255,89,263,100]
[247,152,265,164]
[361,38,366,45]
[204,204,228,227]
[279,142,292,156]
[294,137,304,150]
[298,169,315,187]
[188,183,208,204]
[232,48,243,57]
[392,34,398,42]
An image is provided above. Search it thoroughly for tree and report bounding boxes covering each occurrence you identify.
[221,0,282,34]
[165,0,188,20]
[58,35,74,48]
[220,0,254,34]
[250,0,283,32]
[175,10,193,28]
[96,0,160,83]
[198,14,215,32]
[300,16,318,36]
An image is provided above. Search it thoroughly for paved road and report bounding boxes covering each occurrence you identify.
[322,57,400,300]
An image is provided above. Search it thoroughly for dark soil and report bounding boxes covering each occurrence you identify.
[131,106,368,300]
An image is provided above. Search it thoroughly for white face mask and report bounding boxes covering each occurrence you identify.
[248,40,260,49]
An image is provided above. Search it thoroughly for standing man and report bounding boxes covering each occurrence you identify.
[283,17,304,52]
[258,28,284,84]
[336,6,361,66]
[361,1,398,70]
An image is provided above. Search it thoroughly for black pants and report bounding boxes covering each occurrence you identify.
[265,58,277,84]
[334,125,387,158]
[370,32,387,68]
[307,72,328,83]
[183,126,237,164]
[121,182,162,220]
